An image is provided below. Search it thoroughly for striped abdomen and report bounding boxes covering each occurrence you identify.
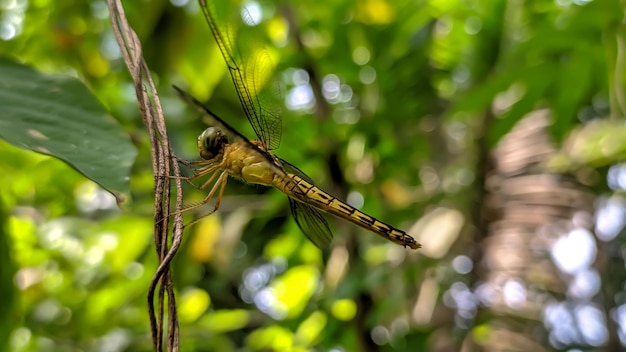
[278,173,420,249]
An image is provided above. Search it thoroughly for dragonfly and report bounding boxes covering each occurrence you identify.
[174,0,420,250]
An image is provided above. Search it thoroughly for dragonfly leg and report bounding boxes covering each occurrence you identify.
[176,156,213,167]
[174,155,191,166]
[175,158,217,176]
[183,170,229,227]
[169,167,224,216]
[187,159,217,167]
[196,165,224,189]
[172,163,222,190]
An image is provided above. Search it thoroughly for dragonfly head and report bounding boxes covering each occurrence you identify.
[198,127,228,160]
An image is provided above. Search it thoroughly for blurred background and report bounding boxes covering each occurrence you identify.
[1,0,625,351]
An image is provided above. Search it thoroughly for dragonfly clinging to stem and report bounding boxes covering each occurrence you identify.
[175,0,420,250]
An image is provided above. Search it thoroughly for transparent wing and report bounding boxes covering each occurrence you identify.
[198,0,282,150]
[288,198,333,248]
[279,158,333,248]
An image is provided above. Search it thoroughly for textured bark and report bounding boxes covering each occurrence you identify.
[467,110,594,351]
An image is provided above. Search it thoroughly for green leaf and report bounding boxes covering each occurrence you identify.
[0,57,137,204]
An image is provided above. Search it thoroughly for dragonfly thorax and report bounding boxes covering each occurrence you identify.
[198,127,228,160]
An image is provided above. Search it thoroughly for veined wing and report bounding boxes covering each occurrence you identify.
[198,0,282,151]
[279,158,333,248]
[288,198,333,249]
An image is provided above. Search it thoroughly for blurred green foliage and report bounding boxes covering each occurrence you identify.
[0,0,624,351]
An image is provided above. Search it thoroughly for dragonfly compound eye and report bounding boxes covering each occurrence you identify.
[197,127,226,160]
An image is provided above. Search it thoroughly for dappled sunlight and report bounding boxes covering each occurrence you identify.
[443,282,476,326]
[354,0,395,25]
[411,207,464,259]
[380,179,419,208]
[568,268,600,299]
[596,194,626,241]
[330,299,356,321]
[492,83,527,116]
[190,207,253,267]
[75,181,119,214]
[188,215,222,263]
[352,46,370,65]
[283,68,315,113]
[371,325,391,345]
[179,287,211,323]
[240,261,281,304]
[615,304,626,344]
[324,245,349,289]
[607,163,626,191]
[358,66,376,85]
[239,260,321,320]
[545,302,608,348]
[247,325,296,351]
[294,310,327,346]
[452,255,473,274]
[551,227,596,274]
[412,275,439,325]
[197,308,250,333]
[0,0,26,41]
[322,74,352,105]
[362,242,407,266]
[351,154,375,184]
[267,265,321,319]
